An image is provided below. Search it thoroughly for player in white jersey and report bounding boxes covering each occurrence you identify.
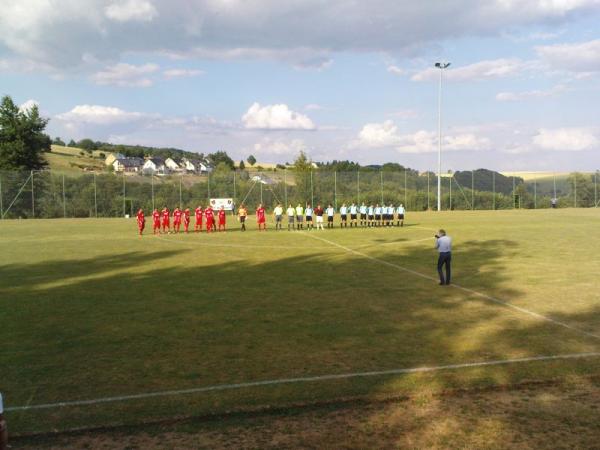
[339,203,348,228]
[326,204,335,229]
[349,203,358,227]
[367,204,374,227]
[359,203,367,227]
[374,204,382,226]
[388,204,395,226]
[397,203,405,227]
[305,204,314,230]
[286,204,295,231]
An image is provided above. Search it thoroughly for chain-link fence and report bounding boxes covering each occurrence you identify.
[0,169,598,219]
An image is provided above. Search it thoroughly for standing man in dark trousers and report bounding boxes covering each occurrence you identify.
[435,229,452,285]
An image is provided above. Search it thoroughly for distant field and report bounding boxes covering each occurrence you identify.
[44,145,105,173]
[1,209,600,437]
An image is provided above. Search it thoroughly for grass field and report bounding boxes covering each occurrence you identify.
[1,209,600,440]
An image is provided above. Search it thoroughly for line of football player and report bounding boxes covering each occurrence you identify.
[135,202,406,234]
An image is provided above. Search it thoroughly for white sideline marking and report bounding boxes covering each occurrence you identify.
[303,233,600,341]
[7,352,600,412]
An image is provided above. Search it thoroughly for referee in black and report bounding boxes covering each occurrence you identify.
[435,229,452,285]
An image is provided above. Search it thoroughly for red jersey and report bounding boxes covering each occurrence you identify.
[256,207,266,223]
[152,210,160,224]
[173,209,182,223]
[195,207,203,220]
[205,208,214,221]
[162,209,170,221]
[184,209,190,222]
[218,209,226,223]
[136,211,145,225]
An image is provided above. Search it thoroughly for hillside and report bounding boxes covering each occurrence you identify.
[44,145,106,173]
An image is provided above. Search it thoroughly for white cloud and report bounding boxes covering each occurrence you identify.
[19,99,39,112]
[536,39,600,74]
[412,59,529,82]
[105,0,158,22]
[304,103,324,111]
[2,0,600,71]
[532,127,598,151]
[242,103,316,130]
[91,63,159,87]
[253,138,309,156]
[496,84,567,101]
[357,120,491,153]
[56,105,151,125]
[163,68,204,79]
[387,65,406,75]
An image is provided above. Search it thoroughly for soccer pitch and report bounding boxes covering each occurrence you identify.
[1,209,600,434]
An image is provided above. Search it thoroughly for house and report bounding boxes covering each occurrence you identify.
[251,174,276,185]
[181,157,212,174]
[105,152,125,167]
[113,157,144,173]
[142,157,168,175]
[165,157,183,172]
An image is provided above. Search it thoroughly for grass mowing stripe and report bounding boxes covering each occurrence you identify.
[302,232,600,342]
[7,352,600,412]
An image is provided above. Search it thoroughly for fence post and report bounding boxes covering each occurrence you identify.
[380,170,384,206]
[260,180,263,204]
[62,174,66,218]
[31,170,35,218]
[179,173,183,208]
[122,172,126,217]
[449,174,452,210]
[574,174,577,208]
[0,174,3,219]
[595,171,598,207]
[492,171,496,210]
[284,169,288,207]
[404,169,407,208]
[233,170,237,204]
[512,176,515,209]
[310,170,314,206]
[471,170,474,210]
[151,174,155,211]
[207,172,211,201]
[94,172,98,218]
[357,171,360,204]
[427,169,429,211]
[334,171,337,210]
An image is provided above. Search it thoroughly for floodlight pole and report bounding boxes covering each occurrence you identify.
[435,62,450,211]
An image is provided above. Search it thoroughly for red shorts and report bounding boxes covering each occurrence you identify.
[153,220,160,228]
[257,218,266,224]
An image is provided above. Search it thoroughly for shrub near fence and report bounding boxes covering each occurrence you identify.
[0,169,597,219]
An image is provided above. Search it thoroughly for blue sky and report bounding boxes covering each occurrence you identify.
[1,0,599,171]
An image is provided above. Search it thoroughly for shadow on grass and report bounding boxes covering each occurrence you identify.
[1,235,599,436]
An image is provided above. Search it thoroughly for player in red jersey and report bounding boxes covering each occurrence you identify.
[136,209,145,235]
[152,209,161,234]
[161,206,170,233]
[256,203,266,231]
[217,206,227,231]
[194,205,203,232]
[173,207,182,233]
[205,205,215,233]
[183,208,191,233]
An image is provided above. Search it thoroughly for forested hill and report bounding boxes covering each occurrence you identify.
[453,169,524,195]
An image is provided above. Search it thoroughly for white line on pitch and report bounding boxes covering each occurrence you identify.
[7,352,600,412]
[302,232,600,341]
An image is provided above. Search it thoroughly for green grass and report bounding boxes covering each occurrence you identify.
[44,145,106,173]
[1,209,600,434]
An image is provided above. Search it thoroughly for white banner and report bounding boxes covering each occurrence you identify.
[210,198,234,211]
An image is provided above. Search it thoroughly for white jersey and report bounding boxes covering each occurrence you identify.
[397,206,405,214]
[340,206,348,215]
[375,207,382,215]
[274,206,283,216]
[359,205,367,214]
[350,205,358,214]
[326,207,334,216]
[305,207,313,217]
[287,207,295,216]
[368,206,374,215]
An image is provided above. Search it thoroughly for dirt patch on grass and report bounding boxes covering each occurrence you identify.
[13,379,600,449]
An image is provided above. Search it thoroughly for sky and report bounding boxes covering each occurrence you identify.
[1,0,600,171]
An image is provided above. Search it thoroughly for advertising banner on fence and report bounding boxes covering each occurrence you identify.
[210,198,234,211]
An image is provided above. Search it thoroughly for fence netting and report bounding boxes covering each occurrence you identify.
[0,169,597,219]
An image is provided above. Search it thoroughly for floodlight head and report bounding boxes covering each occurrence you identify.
[435,62,451,69]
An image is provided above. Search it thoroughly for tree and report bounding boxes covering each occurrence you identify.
[247,154,257,166]
[293,151,312,202]
[207,150,235,170]
[239,160,245,170]
[67,139,76,147]
[77,138,97,152]
[0,95,50,170]
[52,137,65,146]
